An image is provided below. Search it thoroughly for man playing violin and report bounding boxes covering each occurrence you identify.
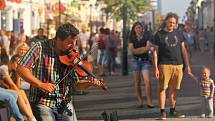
[16,23,107,121]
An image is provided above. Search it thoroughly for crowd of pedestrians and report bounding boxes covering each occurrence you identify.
[178,23,214,58]
[0,11,214,121]
[76,26,121,77]
[0,28,48,121]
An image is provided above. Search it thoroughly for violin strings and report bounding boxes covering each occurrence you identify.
[55,43,98,86]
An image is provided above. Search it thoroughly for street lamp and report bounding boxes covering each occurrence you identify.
[59,0,61,25]
[12,10,15,29]
[100,12,106,27]
[201,1,206,29]
[122,0,128,75]
[150,0,157,32]
[213,0,215,58]
[89,4,93,34]
[152,9,156,32]
[197,6,200,29]
[95,3,99,33]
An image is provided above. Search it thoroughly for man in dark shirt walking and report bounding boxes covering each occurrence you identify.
[29,28,48,46]
[152,12,193,120]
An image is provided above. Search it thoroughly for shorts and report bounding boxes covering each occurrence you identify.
[97,49,106,65]
[130,58,151,72]
[158,64,183,90]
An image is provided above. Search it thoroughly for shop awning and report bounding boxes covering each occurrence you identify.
[7,0,22,3]
[0,0,6,10]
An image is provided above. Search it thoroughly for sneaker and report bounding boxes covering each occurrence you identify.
[200,114,205,118]
[208,114,213,118]
[169,112,185,118]
[158,111,167,120]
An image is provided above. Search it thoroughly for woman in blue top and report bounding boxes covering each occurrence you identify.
[128,22,154,108]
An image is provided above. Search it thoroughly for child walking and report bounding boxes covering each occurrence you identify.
[191,66,214,118]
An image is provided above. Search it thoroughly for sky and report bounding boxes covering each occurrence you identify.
[160,0,192,23]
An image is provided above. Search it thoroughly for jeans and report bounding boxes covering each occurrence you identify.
[0,88,24,121]
[97,49,106,65]
[130,58,151,72]
[32,103,77,121]
[106,49,116,73]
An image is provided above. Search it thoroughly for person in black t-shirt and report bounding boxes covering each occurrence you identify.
[129,22,154,108]
[152,12,193,120]
[29,28,48,47]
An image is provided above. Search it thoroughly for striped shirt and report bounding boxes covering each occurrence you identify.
[18,40,78,109]
[199,78,214,97]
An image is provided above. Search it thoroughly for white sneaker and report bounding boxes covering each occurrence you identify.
[200,114,205,118]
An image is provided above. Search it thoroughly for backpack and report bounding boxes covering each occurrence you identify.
[107,37,116,49]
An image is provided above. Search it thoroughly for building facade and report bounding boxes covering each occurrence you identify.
[0,0,107,37]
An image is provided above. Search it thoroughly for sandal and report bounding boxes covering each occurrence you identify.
[147,104,155,108]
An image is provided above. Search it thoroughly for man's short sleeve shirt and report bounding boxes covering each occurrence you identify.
[18,40,78,109]
[153,29,184,65]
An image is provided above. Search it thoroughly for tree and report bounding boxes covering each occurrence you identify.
[102,0,149,22]
[101,0,149,75]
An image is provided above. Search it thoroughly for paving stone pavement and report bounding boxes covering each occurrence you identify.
[74,51,215,121]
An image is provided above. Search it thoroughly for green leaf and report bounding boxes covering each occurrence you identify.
[101,0,149,22]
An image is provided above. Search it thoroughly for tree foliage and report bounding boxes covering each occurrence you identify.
[101,0,149,22]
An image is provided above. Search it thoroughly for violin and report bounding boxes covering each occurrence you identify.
[59,48,108,91]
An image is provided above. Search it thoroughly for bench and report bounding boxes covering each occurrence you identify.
[0,101,10,121]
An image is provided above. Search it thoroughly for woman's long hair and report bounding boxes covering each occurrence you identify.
[129,22,143,41]
[0,47,9,65]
